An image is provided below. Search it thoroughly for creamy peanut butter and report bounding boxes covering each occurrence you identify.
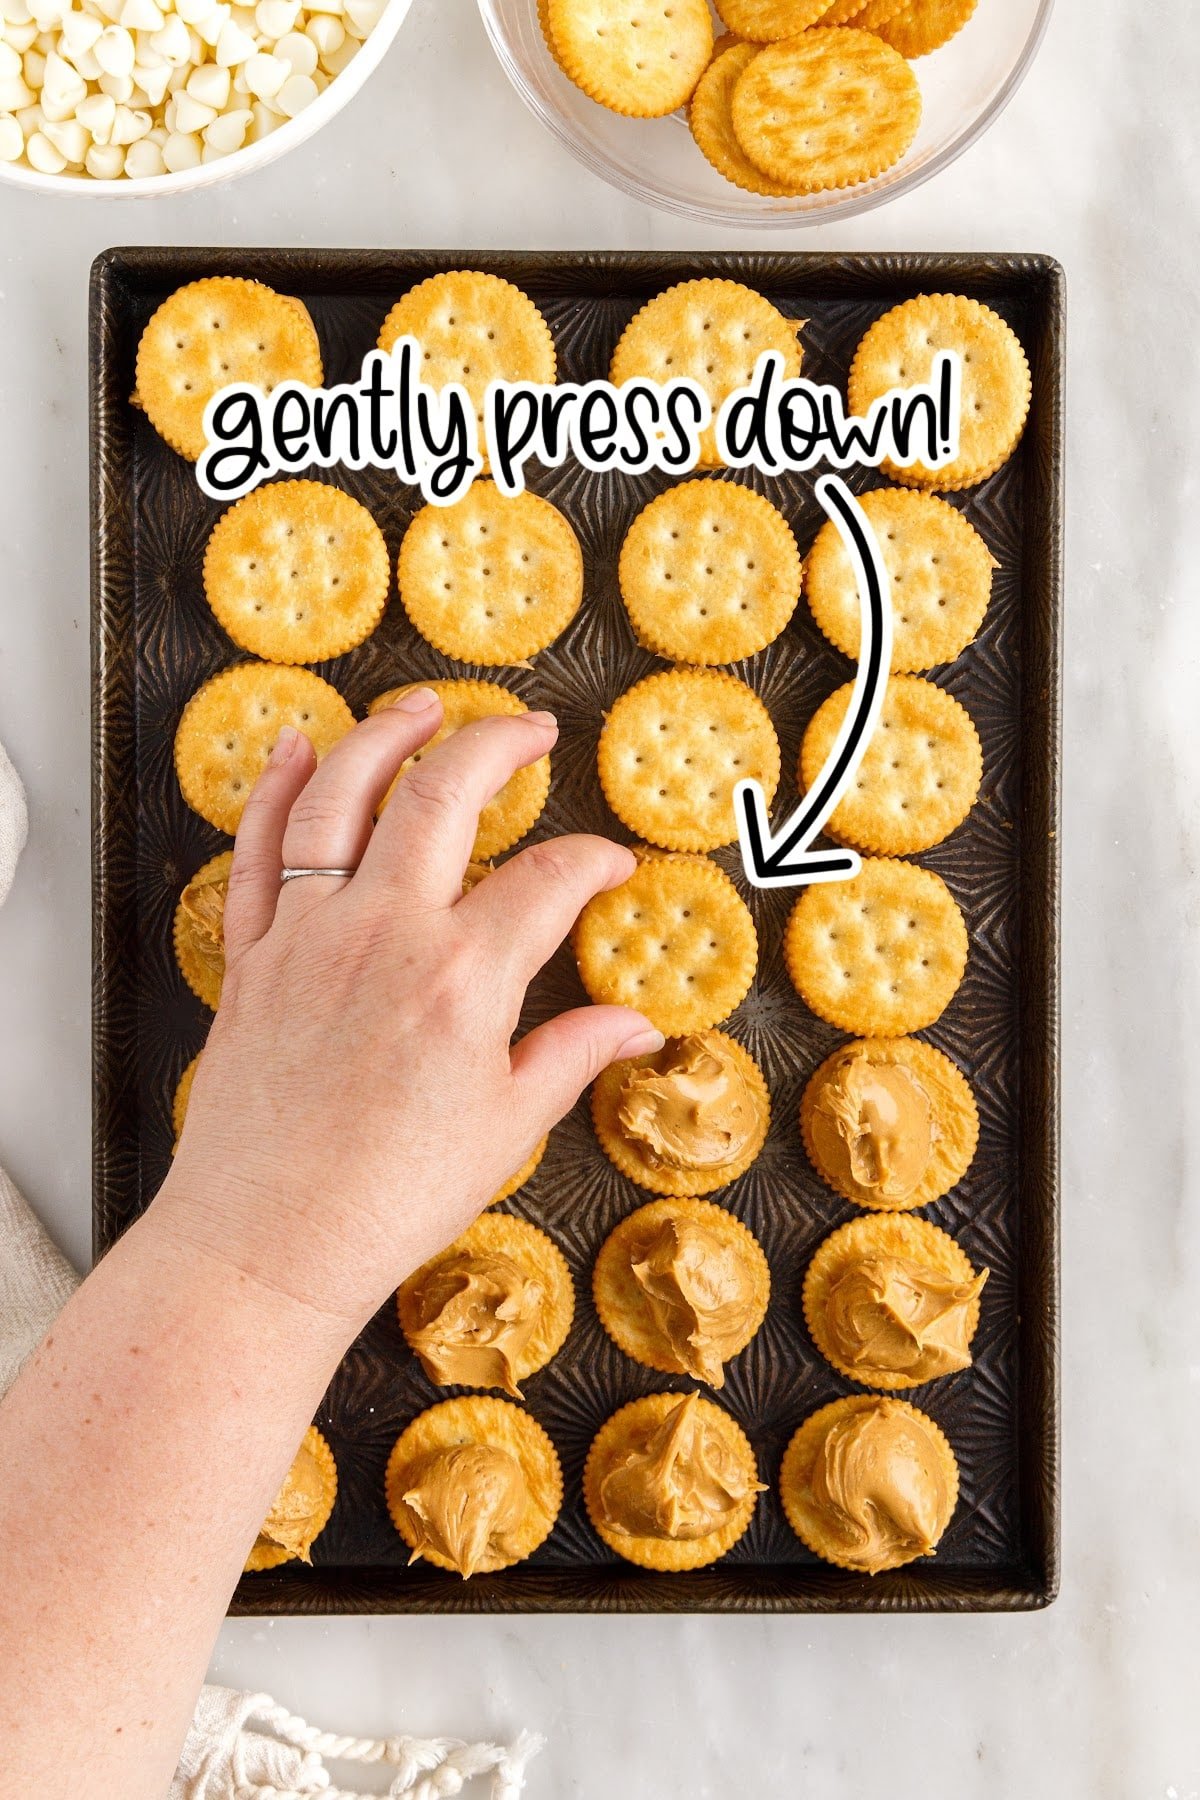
[401,1444,527,1579]
[617,1032,764,1172]
[809,1053,938,1202]
[404,1251,542,1399]
[808,1399,954,1573]
[255,1440,328,1565]
[179,869,229,977]
[631,1216,759,1388]
[598,1392,763,1542]
[824,1254,987,1381]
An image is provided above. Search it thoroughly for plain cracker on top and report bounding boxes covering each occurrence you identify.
[610,278,803,467]
[398,483,583,666]
[801,674,982,855]
[598,667,780,853]
[805,487,995,671]
[175,663,353,836]
[620,479,802,663]
[203,480,390,666]
[848,294,1031,489]
[875,0,977,56]
[377,272,556,465]
[574,852,757,1037]
[689,42,801,199]
[784,855,967,1035]
[711,0,835,41]
[367,678,550,860]
[134,277,322,462]
[545,0,714,117]
[730,29,921,194]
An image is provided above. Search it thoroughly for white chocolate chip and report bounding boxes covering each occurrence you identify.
[36,45,80,100]
[184,57,226,105]
[0,108,22,156]
[21,45,43,84]
[147,12,189,61]
[304,13,341,53]
[96,66,132,97]
[84,136,124,174]
[76,88,115,138]
[24,122,63,166]
[59,7,103,56]
[193,1,228,45]
[160,123,198,166]
[0,38,20,73]
[132,58,169,102]
[119,0,163,27]
[94,23,134,74]
[242,46,285,94]
[0,71,33,106]
[0,0,34,25]
[317,30,354,72]
[2,18,37,47]
[212,14,251,61]
[110,98,149,140]
[41,109,86,158]
[273,26,314,72]
[201,98,246,147]
[273,66,312,114]
[169,85,211,129]
[344,0,382,29]
[121,129,162,172]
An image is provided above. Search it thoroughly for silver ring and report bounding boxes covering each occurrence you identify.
[280,866,358,885]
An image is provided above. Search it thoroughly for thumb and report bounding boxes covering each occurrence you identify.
[509,1007,665,1129]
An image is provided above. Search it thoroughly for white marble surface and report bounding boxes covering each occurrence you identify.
[2,0,1199,1793]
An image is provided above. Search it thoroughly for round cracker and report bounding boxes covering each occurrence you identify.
[385,1396,562,1577]
[171,1051,202,1149]
[805,487,995,671]
[591,1027,770,1195]
[398,483,583,666]
[803,1213,986,1388]
[620,478,802,663]
[779,1394,958,1572]
[818,0,871,19]
[783,856,967,1035]
[203,481,389,665]
[690,42,802,196]
[875,0,977,56]
[545,0,713,117]
[134,277,322,463]
[173,849,233,1011]
[712,0,835,41]
[378,273,556,466]
[611,279,803,468]
[800,1035,978,1210]
[396,1213,574,1396]
[367,679,550,861]
[598,668,780,852]
[730,29,921,194]
[584,1391,762,1570]
[491,1134,548,1205]
[801,675,982,854]
[175,663,353,836]
[848,294,1031,489]
[844,0,908,26]
[245,1426,337,1573]
[574,852,757,1036]
[593,1197,770,1384]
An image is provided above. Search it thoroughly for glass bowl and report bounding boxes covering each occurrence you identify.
[475,0,1054,227]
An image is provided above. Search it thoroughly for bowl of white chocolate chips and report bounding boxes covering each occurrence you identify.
[0,0,412,190]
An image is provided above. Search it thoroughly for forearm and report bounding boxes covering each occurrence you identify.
[0,1184,352,1800]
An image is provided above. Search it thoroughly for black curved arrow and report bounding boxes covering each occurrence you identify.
[736,473,893,889]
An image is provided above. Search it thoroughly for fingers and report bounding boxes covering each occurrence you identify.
[509,1006,664,1129]
[223,725,316,962]
[459,834,636,985]
[276,688,444,911]
[363,709,558,909]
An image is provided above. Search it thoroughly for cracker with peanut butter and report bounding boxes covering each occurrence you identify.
[804,1213,987,1389]
[172,1051,202,1150]
[593,1197,770,1386]
[598,669,779,854]
[385,1396,561,1579]
[779,1394,959,1573]
[591,1027,769,1195]
[491,1134,548,1205]
[396,1214,573,1398]
[800,675,982,855]
[574,852,757,1037]
[245,1425,337,1572]
[784,857,967,1036]
[584,1390,764,1571]
[800,1035,978,1210]
[173,849,233,1011]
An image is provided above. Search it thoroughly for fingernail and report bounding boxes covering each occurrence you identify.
[525,709,557,729]
[392,686,440,714]
[616,1028,666,1060]
[269,725,300,766]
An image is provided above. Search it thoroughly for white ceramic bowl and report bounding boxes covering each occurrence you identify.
[476,0,1055,227]
[0,0,412,198]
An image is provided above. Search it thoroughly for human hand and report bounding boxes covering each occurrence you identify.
[158,687,662,1334]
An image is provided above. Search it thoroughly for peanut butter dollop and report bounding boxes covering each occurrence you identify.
[598,1393,763,1542]
[809,1399,954,1573]
[618,1032,763,1172]
[405,1251,542,1399]
[255,1440,327,1564]
[825,1255,988,1381]
[810,1054,939,1203]
[631,1217,759,1388]
[401,1444,527,1579]
[179,869,229,977]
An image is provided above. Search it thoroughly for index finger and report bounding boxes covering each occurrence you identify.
[360,709,558,908]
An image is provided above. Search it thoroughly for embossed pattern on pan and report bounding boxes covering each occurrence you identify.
[91,249,1062,1615]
